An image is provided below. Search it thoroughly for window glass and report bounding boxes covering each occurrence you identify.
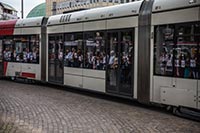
[107,32,118,87]
[154,25,174,76]
[194,24,200,34]
[64,33,83,68]
[2,35,39,63]
[84,32,106,70]
[14,36,29,62]
[120,31,133,85]
[175,24,199,79]
[49,36,56,62]
[154,23,200,79]
[30,35,40,63]
[3,37,14,61]
[14,35,39,63]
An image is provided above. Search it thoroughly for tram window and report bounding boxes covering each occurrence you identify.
[174,24,199,79]
[120,31,134,86]
[154,23,200,79]
[84,32,106,70]
[29,35,40,63]
[64,33,83,68]
[154,25,175,76]
[3,37,14,61]
[13,35,39,63]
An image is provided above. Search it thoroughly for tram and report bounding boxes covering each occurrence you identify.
[0,0,199,119]
[0,17,47,81]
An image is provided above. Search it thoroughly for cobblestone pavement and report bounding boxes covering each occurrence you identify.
[0,80,199,133]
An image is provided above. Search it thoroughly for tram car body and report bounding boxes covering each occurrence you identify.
[0,0,200,115]
[0,17,47,81]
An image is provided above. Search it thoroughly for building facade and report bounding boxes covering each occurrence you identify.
[46,0,138,16]
[0,2,18,20]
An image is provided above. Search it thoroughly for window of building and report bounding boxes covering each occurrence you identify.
[64,33,83,68]
[84,32,106,70]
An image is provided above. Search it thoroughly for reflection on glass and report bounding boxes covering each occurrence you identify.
[85,32,105,70]
[3,37,14,61]
[2,35,39,63]
[154,25,174,76]
[107,32,118,87]
[64,33,83,68]
[120,31,133,87]
[175,24,199,79]
[154,23,200,79]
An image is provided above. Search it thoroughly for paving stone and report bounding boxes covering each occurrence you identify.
[0,80,199,133]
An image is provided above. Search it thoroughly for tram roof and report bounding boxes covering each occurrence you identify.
[152,0,200,13]
[15,17,44,28]
[47,1,143,26]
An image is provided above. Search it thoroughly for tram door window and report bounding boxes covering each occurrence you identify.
[48,35,64,84]
[0,38,3,76]
[119,31,133,95]
[107,30,134,97]
[107,32,118,92]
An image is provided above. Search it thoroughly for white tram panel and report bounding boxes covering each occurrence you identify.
[82,69,106,93]
[64,11,85,32]
[83,7,108,31]
[6,63,21,77]
[47,14,65,34]
[21,17,43,35]
[64,67,83,88]
[152,0,200,25]
[160,87,197,108]
[151,0,200,108]
[106,1,142,29]
[13,19,23,34]
[82,7,108,92]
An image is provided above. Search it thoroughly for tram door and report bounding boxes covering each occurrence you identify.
[0,38,3,77]
[107,30,134,97]
[48,35,64,84]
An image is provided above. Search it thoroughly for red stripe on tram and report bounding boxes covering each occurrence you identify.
[21,72,36,78]
[0,20,17,35]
